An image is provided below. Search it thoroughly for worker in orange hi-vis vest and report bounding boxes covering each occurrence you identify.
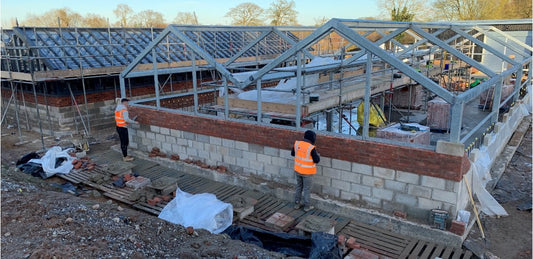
[291,130,320,212]
[115,98,139,162]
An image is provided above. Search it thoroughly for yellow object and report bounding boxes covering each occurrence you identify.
[357,102,386,127]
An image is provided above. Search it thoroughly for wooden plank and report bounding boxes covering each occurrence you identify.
[451,248,464,259]
[340,227,408,256]
[408,241,426,259]
[462,250,473,259]
[343,224,410,246]
[103,192,134,205]
[217,97,308,116]
[441,247,454,258]
[419,242,436,259]
[429,244,445,258]
[398,239,418,259]
[132,203,161,215]
[349,221,413,242]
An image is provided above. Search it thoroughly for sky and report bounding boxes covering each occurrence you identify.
[0,0,382,28]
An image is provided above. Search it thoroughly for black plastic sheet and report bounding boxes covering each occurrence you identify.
[223,225,341,259]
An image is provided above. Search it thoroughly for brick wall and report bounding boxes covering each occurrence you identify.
[129,105,471,217]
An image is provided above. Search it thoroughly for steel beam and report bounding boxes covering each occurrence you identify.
[345,27,406,64]
[296,51,303,128]
[457,59,528,102]
[241,20,337,88]
[257,79,262,122]
[363,52,372,139]
[449,100,464,143]
[474,26,532,58]
[168,26,241,88]
[482,25,533,53]
[272,28,315,60]
[223,30,271,66]
[452,27,518,65]
[334,21,455,103]
[120,27,171,79]
[410,25,497,77]
[152,49,160,109]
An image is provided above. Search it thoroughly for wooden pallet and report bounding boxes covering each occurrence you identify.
[340,220,414,258]
[55,150,471,258]
[399,240,472,259]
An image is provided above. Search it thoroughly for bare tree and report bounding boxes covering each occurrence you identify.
[377,0,430,21]
[225,3,264,26]
[313,16,329,27]
[132,10,166,28]
[83,13,108,27]
[173,12,199,25]
[266,0,298,26]
[433,0,499,21]
[22,8,83,27]
[113,4,133,27]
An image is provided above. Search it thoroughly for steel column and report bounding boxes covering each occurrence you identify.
[296,52,303,128]
[449,100,464,143]
[363,52,372,139]
[152,49,160,109]
[257,79,262,122]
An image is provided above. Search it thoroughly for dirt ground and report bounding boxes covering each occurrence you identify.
[1,120,531,258]
[465,124,532,259]
[0,129,286,259]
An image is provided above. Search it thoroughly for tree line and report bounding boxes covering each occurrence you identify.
[12,0,532,28]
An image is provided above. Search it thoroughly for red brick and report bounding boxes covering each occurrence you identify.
[450,220,466,236]
[393,210,407,219]
[186,226,194,235]
[346,237,360,249]
[130,106,471,182]
[337,234,346,246]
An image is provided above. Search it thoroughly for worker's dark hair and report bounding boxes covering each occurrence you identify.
[304,130,316,145]
[121,98,130,103]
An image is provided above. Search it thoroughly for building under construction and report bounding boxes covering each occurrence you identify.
[1,18,532,247]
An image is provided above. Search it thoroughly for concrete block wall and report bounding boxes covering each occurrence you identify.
[2,98,117,137]
[129,106,472,220]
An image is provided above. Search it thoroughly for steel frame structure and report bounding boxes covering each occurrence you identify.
[122,19,531,148]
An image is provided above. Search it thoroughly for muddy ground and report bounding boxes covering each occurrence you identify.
[1,121,531,258]
[465,124,532,259]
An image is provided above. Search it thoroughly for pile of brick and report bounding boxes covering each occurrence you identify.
[182,158,227,173]
[111,173,151,189]
[449,220,466,236]
[148,147,167,158]
[146,194,172,206]
[337,234,383,259]
[71,156,96,171]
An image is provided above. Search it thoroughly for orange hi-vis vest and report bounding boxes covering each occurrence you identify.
[115,108,127,127]
[294,140,316,175]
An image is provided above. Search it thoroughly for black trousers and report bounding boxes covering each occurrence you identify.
[116,126,129,157]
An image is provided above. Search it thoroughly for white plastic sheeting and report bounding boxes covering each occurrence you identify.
[158,188,233,234]
[29,146,75,179]
[468,99,531,217]
[470,161,508,217]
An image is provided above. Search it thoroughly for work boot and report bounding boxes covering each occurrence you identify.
[123,156,134,162]
[294,203,302,210]
[303,205,314,212]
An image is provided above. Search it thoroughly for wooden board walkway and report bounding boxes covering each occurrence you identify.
[56,151,471,258]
